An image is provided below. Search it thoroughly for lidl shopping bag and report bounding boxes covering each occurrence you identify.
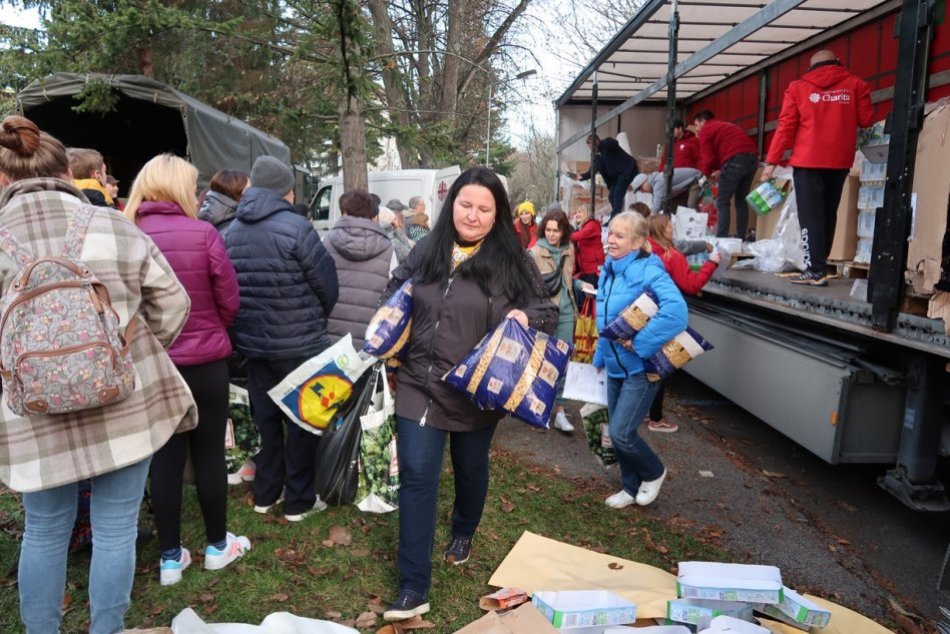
[580,403,616,467]
[356,365,399,513]
[268,334,375,435]
[363,279,413,360]
[571,295,597,363]
[643,327,714,382]
[443,318,573,429]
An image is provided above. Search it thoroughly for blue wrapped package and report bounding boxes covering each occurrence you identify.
[442,318,573,429]
[363,279,413,359]
[643,327,713,382]
[600,290,659,341]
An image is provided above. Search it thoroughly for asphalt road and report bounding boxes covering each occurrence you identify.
[492,372,950,631]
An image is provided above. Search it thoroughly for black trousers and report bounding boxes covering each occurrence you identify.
[246,357,322,515]
[792,167,849,273]
[150,359,230,551]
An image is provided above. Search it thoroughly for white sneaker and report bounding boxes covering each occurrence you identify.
[604,490,637,509]
[284,496,328,522]
[553,411,575,433]
[253,490,284,514]
[636,469,667,506]
[159,547,191,586]
[227,459,256,485]
[204,533,251,570]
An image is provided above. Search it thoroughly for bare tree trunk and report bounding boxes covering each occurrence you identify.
[367,0,415,168]
[340,101,368,190]
[137,37,154,78]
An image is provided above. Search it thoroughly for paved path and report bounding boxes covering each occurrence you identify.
[492,372,950,628]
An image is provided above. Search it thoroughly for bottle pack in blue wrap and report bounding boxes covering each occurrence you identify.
[442,318,573,429]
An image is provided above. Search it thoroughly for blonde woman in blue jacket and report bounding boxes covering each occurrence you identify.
[593,211,688,508]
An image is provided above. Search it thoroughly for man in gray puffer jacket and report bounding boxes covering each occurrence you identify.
[323,189,396,350]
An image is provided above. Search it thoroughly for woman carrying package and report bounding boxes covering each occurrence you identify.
[644,214,720,433]
[594,211,687,509]
[529,208,579,433]
[381,167,557,621]
[126,155,250,586]
[570,203,605,301]
[0,116,196,633]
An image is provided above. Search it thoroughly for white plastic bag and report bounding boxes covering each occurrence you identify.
[355,365,399,513]
[267,334,375,436]
[172,607,359,633]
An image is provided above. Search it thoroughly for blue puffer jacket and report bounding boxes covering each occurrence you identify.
[225,187,339,360]
[593,249,688,378]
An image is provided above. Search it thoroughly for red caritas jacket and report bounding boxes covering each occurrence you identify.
[659,130,701,171]
[647,237,716,296]
[570,218,605,277]
[765,63,873,169]
[697,120,757,176]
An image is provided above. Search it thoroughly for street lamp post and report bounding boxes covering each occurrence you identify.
[485,68,537,165]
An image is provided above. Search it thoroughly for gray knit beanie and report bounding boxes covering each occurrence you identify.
[250,156,295,195]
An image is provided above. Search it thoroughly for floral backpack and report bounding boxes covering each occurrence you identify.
[0,205,136,416]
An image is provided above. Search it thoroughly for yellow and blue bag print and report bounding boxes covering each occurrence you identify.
[267,334,375,435]
[363,279,413,360]
[442,318,572,429]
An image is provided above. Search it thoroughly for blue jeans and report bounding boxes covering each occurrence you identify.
[606,374,663,495]
[395,416,497,599]
[19,457,151,634]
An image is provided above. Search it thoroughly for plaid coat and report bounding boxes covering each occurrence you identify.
[0,178,197,492]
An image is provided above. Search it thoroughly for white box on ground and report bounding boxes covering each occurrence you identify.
[667,598,753,629]
[532,590,637,630]
[702,615,772,633]
[753,585,831,628]
[676,562,782,604]
[604,625,692,634]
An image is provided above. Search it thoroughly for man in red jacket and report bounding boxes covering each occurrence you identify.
[659,120,703,209]
[762,50,873,286]
[694,110,759,238]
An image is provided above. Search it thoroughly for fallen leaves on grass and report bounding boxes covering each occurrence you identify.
[376,616,437,633]
[329,525,353,546]
[499,497,515,513]
[270,593,290,603]
[355,611,377,628]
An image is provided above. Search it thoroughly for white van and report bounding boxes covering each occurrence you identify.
[312,166,461,233]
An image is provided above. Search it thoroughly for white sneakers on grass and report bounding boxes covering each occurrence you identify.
[604,469,667,509]
[160,533,252,586]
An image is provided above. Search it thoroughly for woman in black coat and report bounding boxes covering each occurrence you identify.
[382,167,557,621]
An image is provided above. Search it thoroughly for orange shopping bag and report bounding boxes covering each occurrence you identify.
[571,295,597,363]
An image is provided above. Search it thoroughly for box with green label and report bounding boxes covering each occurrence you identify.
[531,590,636,630]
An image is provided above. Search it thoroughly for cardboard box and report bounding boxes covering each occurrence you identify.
[827,174,860,261]
[907,102,950,295]
[753,586,831,628]
[532,590,637,629]
[606,627,688,634]
[667,598,753,628]
[676,562,782,604]
[454,601,559,634]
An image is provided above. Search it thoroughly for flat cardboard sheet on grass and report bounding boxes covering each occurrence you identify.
[488,532,894,633]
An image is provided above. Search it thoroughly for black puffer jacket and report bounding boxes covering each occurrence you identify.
[225,187,339,360]
[385,237,558,432]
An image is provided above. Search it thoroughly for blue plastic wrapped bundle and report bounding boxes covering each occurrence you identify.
[363,279,413,359]
[643,327,714,382]
[442,318,573,429]
[600,290,659,341]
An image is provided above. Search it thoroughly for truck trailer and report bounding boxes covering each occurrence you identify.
[556,0,950,512]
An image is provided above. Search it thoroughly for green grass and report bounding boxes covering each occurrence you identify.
[0,447,727,633]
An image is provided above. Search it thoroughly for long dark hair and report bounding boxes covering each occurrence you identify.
[415,166,541,305]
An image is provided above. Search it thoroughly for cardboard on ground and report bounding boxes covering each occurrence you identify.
[488,532,895,634]
[453,601,559,634]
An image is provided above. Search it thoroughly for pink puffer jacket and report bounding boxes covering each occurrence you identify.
[135,201,239,366]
